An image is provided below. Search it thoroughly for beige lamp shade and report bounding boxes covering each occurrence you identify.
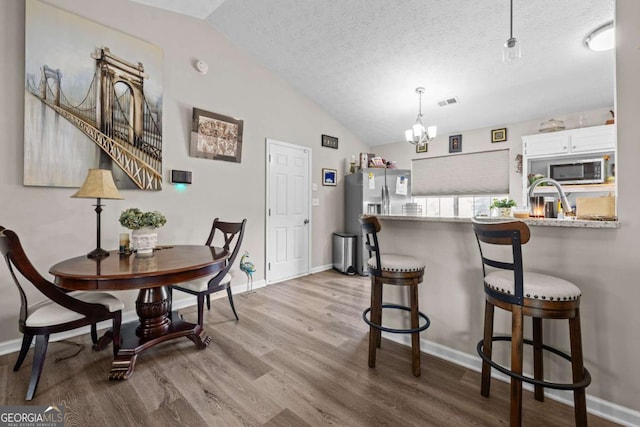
[71,169,123,200]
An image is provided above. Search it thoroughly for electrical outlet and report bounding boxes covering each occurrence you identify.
[312,198,320,206]
[312,183,318,191]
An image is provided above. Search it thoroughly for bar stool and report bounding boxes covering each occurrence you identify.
[359,215,430,376]
[471,219,591,426]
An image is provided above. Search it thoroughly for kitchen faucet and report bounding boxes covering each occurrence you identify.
[527,178,573,215]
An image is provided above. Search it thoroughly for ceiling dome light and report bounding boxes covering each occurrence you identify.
[585,21,614,52]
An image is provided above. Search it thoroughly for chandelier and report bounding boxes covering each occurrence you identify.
[503,0,521,63]
[405,87,437,146]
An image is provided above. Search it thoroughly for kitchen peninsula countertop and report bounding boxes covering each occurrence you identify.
[376,215,621,229]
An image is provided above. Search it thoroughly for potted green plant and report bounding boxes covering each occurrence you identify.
[119,208,167,255]
[490,198,516,217]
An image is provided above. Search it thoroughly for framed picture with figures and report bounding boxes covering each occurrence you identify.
[190,107,244,163]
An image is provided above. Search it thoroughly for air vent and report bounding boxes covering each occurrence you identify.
[437,97,460,107]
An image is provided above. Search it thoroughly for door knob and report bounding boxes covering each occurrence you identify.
[303,219,309,224]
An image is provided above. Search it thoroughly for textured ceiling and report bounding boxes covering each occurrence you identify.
[132,0,615,146]
[130,0,225,19]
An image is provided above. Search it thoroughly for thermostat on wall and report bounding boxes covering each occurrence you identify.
[170,170,192,184]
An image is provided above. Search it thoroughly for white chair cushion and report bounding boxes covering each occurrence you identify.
[484,270,581,301]
[367,254,425,273]
[26,292,123,327]
[172,272,232,293]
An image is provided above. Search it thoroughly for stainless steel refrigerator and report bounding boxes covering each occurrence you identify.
[345,168,412,275]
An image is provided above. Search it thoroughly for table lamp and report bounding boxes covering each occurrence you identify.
[71,169,123,259]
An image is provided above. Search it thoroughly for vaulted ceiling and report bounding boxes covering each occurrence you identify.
[131,0,615,146]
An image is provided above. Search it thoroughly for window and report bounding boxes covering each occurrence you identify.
[413,195,508,218]
[412,150,509,196]
[411,149,510,218]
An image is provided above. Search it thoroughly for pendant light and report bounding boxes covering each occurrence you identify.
[405,87,437,146]
[503,0,521,63]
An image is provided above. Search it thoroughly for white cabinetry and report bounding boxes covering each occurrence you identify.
[522,133,569,157]
[521,125,617,207]
[570,125,616,153]
[522,125,615,158]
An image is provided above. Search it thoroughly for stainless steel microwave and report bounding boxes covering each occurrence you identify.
[548,158,604,184]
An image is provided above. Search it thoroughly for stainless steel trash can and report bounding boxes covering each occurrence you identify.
[333,232,356,274]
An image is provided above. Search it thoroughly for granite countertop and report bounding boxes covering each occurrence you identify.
[376,214,621,229]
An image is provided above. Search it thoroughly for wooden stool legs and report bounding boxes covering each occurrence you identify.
[510,306,524,427]
[570,309,588,427]
[368,278,383,369]
[480,300,590,427]
[410,282,421,377]
[367,276,423,377]
[533,317,544,402]
[481,300,494,397]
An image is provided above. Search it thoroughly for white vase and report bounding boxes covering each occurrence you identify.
[493,207,513,218]
[131,227,158,256]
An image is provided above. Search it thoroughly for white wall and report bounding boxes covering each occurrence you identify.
[0,0,369,339]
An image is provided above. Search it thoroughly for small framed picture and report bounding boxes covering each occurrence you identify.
[321,134,339,149]
[492,128,507,143]
[449,135,462,153]
[416,143,428,153]
[322,168,337,186]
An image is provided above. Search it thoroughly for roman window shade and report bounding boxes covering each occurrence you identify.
[412,149,510,196]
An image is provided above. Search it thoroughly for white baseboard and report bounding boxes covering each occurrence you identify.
[230,279,266,294]
[383,333,640,427]
[0,336,29,357]
[311,264,333,274]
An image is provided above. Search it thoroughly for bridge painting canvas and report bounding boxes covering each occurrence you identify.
[24,0,163,190]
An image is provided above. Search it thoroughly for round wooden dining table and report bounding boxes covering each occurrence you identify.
[49,245,228,380]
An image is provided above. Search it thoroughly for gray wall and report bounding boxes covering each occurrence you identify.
[0,0,368,337]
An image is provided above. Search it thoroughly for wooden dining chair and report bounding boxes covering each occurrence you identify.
[170,218,246,326]
[0,226,123,400]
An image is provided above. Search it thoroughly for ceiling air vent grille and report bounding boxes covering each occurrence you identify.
[437,97,460,107]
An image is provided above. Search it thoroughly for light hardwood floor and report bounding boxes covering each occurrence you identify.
[0,270,619,426]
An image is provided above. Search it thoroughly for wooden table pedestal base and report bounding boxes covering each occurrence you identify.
[107,286,211,380]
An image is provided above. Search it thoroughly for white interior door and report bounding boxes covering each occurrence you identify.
[266,139,311,284]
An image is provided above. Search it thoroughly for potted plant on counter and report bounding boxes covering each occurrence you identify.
[490,198,516,218]
[119,208,167,256]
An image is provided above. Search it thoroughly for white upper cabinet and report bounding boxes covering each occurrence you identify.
[520,124,617,206]
[570,125,616,153]
[522,125,616,158]
[522,133,570,157]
